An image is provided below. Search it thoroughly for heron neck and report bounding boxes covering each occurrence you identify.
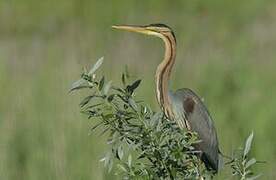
[155,33,176,118]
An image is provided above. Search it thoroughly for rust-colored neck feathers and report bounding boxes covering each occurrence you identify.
[155,32,176,119]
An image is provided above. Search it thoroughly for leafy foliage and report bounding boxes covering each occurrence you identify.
[229,132,262,180]
[71,58,262,179]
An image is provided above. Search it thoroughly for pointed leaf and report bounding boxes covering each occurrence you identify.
[124,65,130,79]
[128,154,132,167]
[80,95,94,107]
[150,112,162,128]
[99,127,110,136]
[70,85,92,92]
[247,174,262,180]
[99,157,106,162]
[138,152,146,159]
[112,87,125,94]
[103,81,112,95]
[99,76,105,91]
[89,121,104,132]
[246,158,256,169]
[100,151,111,168]
[117,164,128,173]
[69,79,88,92]
[127,79,141,94]
[107,158,113,173]
[88,57,104,76]
[128,98,138,111]
[122,73,126,86]
[85,103,103,110]
[244,132,254,157]
[116,145,124,160]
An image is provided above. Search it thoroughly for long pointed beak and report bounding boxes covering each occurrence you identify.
[112,25,150,35]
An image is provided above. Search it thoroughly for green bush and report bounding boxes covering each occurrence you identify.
[71,58,262,179]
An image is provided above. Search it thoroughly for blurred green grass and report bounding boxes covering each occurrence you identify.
[1,0,276,179]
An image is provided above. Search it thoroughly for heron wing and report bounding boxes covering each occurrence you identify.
[171,88,219,171]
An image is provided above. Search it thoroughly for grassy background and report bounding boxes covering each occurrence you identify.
[1,0,276,179]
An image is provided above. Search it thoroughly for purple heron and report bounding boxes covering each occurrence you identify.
[112,24,220,172]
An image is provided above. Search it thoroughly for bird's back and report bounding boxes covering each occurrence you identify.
[170,88,219,172]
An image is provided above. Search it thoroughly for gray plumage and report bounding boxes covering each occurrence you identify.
[170,88,219,171]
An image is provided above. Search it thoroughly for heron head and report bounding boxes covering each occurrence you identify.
[112,23,175,40]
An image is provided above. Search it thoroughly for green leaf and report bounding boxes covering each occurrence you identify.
[99,157,106,163]
[116,145,124,160]
[124,65,130,79]
[99,127,110,136]
[79,95,94,107]
[122,73,126,86]
[128,154,132,167]
[100,151,111,168]
[107,158,113,173]
[247,173,262,180]
[99,76,105,91]
[244,132,254,157]
[69,79,88,92]
[137,152,146,159]
[113,87,125,94]
[117,164,128,173]
[150,112,162,128]
[103,81,112,95]
[245,158,256,169]
[85,103,103,110]
[88,57,104,76]
[71,85,92,92]
[126,79,141,94]
[89,121,104,132]
[128,98,138,111]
